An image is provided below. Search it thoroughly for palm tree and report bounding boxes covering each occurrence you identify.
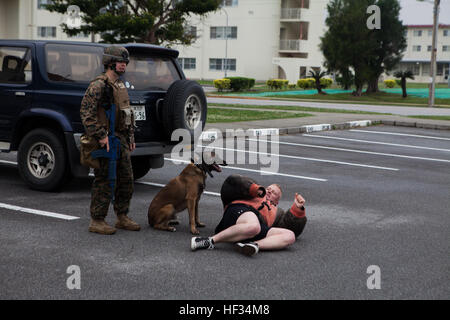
[394,70,415,98]
[308,69,328,94]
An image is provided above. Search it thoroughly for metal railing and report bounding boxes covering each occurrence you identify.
[279,39,301,51]
[281,8,302,20]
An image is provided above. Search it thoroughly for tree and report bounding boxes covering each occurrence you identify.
[44,0,221,45]
[366,0,407,93]
[320,0,406,96]
[394,70,415,98]
[308,69,328,94]
[320,0,376,96]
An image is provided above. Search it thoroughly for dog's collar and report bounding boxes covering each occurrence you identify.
[195,163,212,178]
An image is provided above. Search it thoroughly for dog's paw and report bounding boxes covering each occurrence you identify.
[169,226,177,232]
[196,222,206,228]
[190,228,200,235]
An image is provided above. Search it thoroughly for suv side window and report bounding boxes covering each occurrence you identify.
[123,54,181,91]
[45,43,103,83]
[0,47,32,84]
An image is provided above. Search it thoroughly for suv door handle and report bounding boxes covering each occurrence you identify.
[15,91,26,96]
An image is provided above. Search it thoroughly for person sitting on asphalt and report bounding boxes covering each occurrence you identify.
[191,174,307,256]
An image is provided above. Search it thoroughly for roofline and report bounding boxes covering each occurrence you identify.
[406,24,450,28]
[0,39,179,57]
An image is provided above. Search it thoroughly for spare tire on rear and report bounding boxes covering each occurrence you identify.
[162,80,207,141]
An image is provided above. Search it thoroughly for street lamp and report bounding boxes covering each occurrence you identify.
[221,7,229,78]
[419,0,441,107]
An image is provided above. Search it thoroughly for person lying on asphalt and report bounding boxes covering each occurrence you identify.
[191,174,307,256]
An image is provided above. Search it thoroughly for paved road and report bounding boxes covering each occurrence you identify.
[0,125,449,299]
[208,96,450,116]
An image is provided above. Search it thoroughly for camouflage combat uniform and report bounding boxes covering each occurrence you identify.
[80,72,135,220]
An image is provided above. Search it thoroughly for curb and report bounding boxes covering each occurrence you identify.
[200,119,450,141]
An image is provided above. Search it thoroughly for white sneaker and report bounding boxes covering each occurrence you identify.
[191,237,215,251]
[234,242,259,256]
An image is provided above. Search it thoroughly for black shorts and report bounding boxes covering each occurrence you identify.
[214,204,271,242]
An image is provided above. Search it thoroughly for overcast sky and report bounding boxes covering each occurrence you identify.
[400,0,450,24]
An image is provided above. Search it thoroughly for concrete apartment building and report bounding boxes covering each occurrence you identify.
[392,24,450,83]
[1,0,448,84]
[0,0,96,42]
[175,0,329,83]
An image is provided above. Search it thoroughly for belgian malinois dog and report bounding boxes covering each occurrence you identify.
[148,151,226,235]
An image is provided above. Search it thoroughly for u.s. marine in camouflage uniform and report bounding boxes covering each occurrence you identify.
[80,45,140,235]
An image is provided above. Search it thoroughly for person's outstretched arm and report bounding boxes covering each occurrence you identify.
[273,193,307,238]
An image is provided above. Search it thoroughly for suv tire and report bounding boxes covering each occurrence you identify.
[162,80,207,140]
[17,128,69,191]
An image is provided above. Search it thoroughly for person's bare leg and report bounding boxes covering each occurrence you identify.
[255,227,295,250]
[212,211,260,244]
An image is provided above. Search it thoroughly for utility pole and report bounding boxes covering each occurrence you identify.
[428,0,440,107]
[222,8,229,78]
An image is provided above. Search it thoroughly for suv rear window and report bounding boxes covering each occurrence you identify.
[0,46,32,84]
[122,54,181,91]
[45,44,103,83]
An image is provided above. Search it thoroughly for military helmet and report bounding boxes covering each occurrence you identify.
[102,46,130,66]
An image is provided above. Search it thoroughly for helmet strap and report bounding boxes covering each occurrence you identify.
[109,63,124,76]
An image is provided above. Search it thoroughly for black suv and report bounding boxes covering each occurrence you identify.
[0,40,207,191]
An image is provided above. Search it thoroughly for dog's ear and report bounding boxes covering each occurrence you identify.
[190,158,195,164]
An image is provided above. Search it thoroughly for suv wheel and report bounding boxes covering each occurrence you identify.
[162,80,207,140]
[18,128,69,191]
[131,156,152,180]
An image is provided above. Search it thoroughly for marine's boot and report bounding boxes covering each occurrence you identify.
[89,218,117,235]
[115,214,141,231]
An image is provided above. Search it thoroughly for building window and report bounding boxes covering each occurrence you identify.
[68,32,89,39]
[413,30,422,37]
[443,45,449,52]
[428,30,433,36]
[427,45,432,52]
[185,26,197,38]
[412,45,421,52]
[437,63,444,76]
[222,0,238,7]
[209,58,236,71]
[38,0,53,9]
[210,27,237,39]
[178,58,196,70]
[38,27,57,38]
[444,30,449,37]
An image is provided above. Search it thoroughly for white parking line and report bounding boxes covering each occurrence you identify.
[0,202,80,220]
[303,134,450,152]
[197,146,399,171]
[136,181,221,197]
[350,129,450,141]
[165,158,328,181]
[0,159,18,165]
[247,138,450,163]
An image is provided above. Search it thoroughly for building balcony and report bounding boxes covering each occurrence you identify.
[281,8,302,21]
[280,39,302,52]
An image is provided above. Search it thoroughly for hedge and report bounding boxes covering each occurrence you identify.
[384,79,396,88]
[266,79,289,90]
[297,78,315,89]
[213,78,231,92]
[320,78,333,88]
[225,77,255,91]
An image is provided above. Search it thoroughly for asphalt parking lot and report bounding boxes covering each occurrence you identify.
[0,125,449,300]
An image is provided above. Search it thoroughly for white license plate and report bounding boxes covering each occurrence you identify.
[132,105,146,121]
